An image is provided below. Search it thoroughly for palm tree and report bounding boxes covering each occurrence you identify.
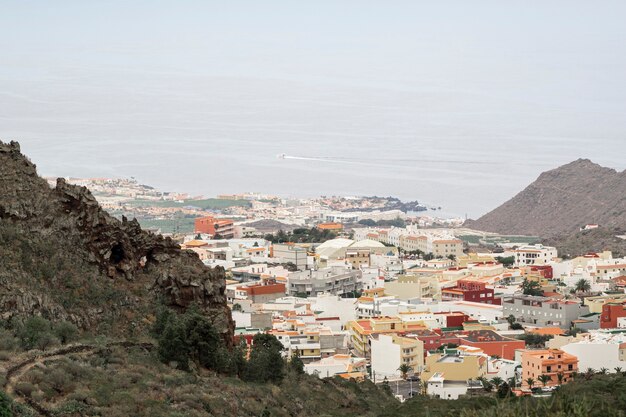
[490,376,504,387]
[398,363,412,379]
[575,279,591,293]
[538,374,551,387]
[557,372,564,385]
[507,376,516,389]
[599,367,608,375]
[585,368,595,380]
[614,367,623,374]
[526,378,535,389]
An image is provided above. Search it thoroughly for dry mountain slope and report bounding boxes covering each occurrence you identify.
[0,140,233,342]
[465,159,626,237]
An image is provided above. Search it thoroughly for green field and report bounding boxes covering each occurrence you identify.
[126,198,251,210]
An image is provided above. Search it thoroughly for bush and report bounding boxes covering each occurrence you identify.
[0,391,11,417]
[54,321,78,345]
[14,382,35,398]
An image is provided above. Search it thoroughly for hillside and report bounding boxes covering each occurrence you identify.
[0,140,233,342]
[465,159,626,237]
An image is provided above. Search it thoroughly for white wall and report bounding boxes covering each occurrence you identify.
[371,335,401,379]
[427,382,468,400]
[560,343,626,372]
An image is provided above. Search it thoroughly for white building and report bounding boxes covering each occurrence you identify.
[304,354,367,379]
[558,331,626,373]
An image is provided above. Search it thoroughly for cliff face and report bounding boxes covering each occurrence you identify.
[465,159,626,237]
[0,141,234,343]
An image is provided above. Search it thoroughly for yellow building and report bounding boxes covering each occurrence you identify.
[584,294,626,313]
[385,275,440,300]
[421,352,487,382]
[432,239,464,259]
[347,316,427,357]
[457,253,497,268]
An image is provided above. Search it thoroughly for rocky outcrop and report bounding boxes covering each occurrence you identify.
[465,159,626,237]
[0,140,234,344]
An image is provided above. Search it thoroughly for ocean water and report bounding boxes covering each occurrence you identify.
[2,1,625,218]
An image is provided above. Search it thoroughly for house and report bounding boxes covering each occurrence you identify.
[235,282,286,304]
[502,294,589,329]
[304,354,367,379]
[194,216,235,239]
[521,349,578,388]
[512,244,558,266]
[421,352,487,382]
[558,331,626,372]
[456,330,525,360]
[426,373,483,400]
[272,243,309,271]
[370,334,424,379]
[287,266,362,297]
[441,279,501,305]
[600,301,626,329]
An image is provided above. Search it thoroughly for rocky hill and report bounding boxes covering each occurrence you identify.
[0,140,233,343]
[465,159,626,237]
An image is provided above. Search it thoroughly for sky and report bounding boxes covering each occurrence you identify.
[1,1,625,217]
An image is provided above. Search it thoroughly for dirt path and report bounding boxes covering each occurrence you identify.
[2,342,153,416]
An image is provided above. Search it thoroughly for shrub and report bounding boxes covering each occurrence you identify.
[14,382,35,398]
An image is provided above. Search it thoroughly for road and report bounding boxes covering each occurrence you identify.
[376,379,422,400]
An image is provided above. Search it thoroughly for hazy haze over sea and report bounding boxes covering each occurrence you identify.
[2,1,626,218]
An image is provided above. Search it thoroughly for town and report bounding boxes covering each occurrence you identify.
[63,177,626,402]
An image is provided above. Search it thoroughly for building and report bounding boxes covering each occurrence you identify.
[512,244,558,266]
[370,334,424,379]
[347,316,426,357]
[441,279,501,305]
[426,373,482,400]
[456,330,525,360]
[194,216,235,239]
[558,331,626,372]
[502,294,589,329]
[287,266,361,297]
[600,301,626,329]
[432,239,464,259]
[317,222,344,231]
[304,354,367,379]
[421,352,487,382]
[234,282,286,304]
[521,349,578,388]
[273,243,309,271]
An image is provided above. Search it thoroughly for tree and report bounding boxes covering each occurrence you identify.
[184,312,223,370]
[521,278,543,296]
[557,372,564,385]
[526,378,535,389]
[232,303,243,312]
[381,377,392,396]
[478,377,493,392]
[398,363,412,379]
[423,253,435,261]
[538,374,551,387]
[289,352,305,375]
[157,318,189,370]
[447,254,456,261]
[490,377,503,387]
[575,279,591,293]
[495,256,515,267]
[17,316,56,350]
[510,323,523,330]
[245,334,285,383]
[506,315,516,327]
[615,367,623,374]
[599,367,608,375]
[497,381,512,398]
[54,321,78,345]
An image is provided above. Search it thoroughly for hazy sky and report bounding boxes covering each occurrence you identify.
[1,1,625,217]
